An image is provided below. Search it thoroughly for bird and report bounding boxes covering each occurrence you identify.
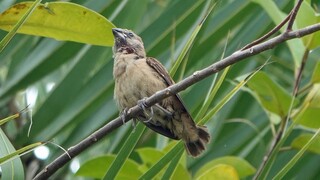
[112,28,210,157]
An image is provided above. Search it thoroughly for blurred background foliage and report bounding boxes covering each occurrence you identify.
[0,0,320,179]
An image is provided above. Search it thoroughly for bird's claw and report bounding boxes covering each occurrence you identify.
[137,98,148,112]
[120,108,129,124]
[143,106,154,123]
[121,108,139,131]
[137,98,154,123]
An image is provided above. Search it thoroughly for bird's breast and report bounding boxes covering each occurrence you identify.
[113,56,167,110]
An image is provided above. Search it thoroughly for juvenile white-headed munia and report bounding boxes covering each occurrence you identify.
[112,28,210,157]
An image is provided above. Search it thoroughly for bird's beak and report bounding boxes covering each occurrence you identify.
[112,28,126,41]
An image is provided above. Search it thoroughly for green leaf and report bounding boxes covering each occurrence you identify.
[138,142,185,179]
[161,149,188,180]
[0,129,24,180]
[194,156,255,178]
[196,164,239,180]
[200,62,266,124]
[195,66,229,121]
[136,146,190,179]
[295,84,320,128]
[311,62,320,83]
[297,108,320,129]
[75,155,143,179]
[169,1,215,77]
[16,46,112,141]
[0,113,19,126]
[103,123,145,180]
[273,128,320,179]
[136,148,166,166]
[256,95,303,179]
[0,2,115,46]
[291,133,320,154]
[2,0,320,179]
[0,0,42,52]
[0,142,43,164]
[296,1,320,49]
[247,72,296,118]
[163,141,187,167]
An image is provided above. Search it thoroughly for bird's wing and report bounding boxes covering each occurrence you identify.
[143,121,180,140]
[145,57,193,113]
[146,57,175,86]
[144,57,196,139]
[146,57,191,106]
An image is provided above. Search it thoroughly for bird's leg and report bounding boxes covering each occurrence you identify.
[120,108,129,124]
[154,104,173,118]
[137,98,154,122]
[137,97,148,112]
[143,106,154,123]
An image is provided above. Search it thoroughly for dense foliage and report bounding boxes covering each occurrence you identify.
[0,0,319,179]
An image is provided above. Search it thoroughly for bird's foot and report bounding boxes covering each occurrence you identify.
[137,98,148,112]
[143,106,154,123]
[137,98,154,123]
[120,108,129,124]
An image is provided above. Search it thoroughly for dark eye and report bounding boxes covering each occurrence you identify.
[128,32,134,37]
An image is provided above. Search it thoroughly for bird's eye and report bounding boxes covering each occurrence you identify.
[128,32,134,37]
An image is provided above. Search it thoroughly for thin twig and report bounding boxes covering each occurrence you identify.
[255,132,283,179]
[253,116,285,180]
[287,0,304,31]
[32,22,320,180]
[241,0,304,51]
[293,49,309,96]
[241,11,292,50]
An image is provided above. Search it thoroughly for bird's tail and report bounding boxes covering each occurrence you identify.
[184,125,210,157]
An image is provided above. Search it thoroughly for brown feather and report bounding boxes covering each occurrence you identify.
[145,57,193,116]
[112,28,210,157]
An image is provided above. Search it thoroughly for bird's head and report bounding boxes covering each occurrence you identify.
[112,28,146,58]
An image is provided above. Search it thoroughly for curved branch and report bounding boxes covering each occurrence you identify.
[33,23,320,180]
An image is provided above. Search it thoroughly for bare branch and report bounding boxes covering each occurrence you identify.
[241,11,292,50]
[242,0,304,50]
[287,0,304,31]
[33,22,320,180]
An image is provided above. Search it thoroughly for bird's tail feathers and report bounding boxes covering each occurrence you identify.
[184,125,210,157]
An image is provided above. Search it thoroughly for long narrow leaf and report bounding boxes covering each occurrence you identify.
[103,123,145,180]
[195,30,230,120]
[199,63,265,125]
[257,96,309,179]
[161,148,185,180]
[0,129,25,180]
[273,128,320,179]
[0,142,44,164]
[139,141,184,179]
[0,114,19,126]
[195,66,230,121]
[169,1,215,77]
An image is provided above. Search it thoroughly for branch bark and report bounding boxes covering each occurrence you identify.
[33,23,320,180]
